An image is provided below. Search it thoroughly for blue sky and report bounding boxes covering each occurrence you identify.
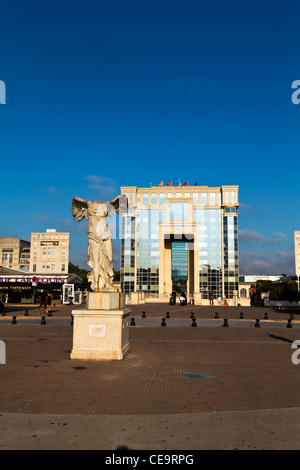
[0,0,299,274]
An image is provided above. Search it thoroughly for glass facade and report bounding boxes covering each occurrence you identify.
[172,241,188,282]
[120,185,239,300]
[223,213,239,299]
[169,202,189,222]
[194,209,222,299]
[135,209,164,295]
[120,215,135,293]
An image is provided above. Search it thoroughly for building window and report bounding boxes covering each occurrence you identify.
[160,193,165,206]
[61,264,66,272]
[210,193,216,206]
[193,193,199,205]
[143,193,148,205]
[201,193,207,206]
[151,193,157,205]
[240,288,247,298]
[2,253,12,265]
[33,264,36,272]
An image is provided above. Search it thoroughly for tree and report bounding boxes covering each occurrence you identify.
[256,279,300,301]
[68,263,121,289]
[68,262,91,290]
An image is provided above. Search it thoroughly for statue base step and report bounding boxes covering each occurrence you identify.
[70,307,130,361]
[87,291,125,310]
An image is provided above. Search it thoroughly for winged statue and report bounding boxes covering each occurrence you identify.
[71,195,127,292]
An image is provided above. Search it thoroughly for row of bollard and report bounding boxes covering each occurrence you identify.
[11,315,47,325]
[129,311,296,328]
[7,310,296,328]
[9,314,74,325]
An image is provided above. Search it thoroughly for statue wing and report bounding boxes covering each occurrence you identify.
[71,197,89,221]
[107,195,128,215]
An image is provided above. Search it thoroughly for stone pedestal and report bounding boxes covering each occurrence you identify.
[70,291,130,361]
[130,292,145,305]
[193,292,202,305]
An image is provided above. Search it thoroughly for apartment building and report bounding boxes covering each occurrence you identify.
[29,229,69,274]
[0,237,31,272]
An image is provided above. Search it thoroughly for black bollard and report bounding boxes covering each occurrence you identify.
[264,312,269,320]
[255,319,260,328]
[239,312,244,319]
[41,316,46,325]
[24,309,29,316]
[166,311,170,318]
[142,311,146,318]
[12,316,17,324]
[287,318,293,328]
[161,318,166,326]
[191,317,197,327]
[130,318,136,326]
[223,319,228,327]
[214,312,219,319]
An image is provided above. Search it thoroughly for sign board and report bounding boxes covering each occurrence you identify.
[63,284,74,304]
[0,276,66,284]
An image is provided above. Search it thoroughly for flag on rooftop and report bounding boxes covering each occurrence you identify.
[182,181,188,186]
[176,178,181,186]
[194,181,198,186]
[157,181,163,186]
[166,181,172,186]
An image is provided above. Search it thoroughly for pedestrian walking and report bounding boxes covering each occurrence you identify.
[46,290,52,315]
[39,290,47,314]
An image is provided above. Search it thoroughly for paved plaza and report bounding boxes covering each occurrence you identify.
[0,302,300,450]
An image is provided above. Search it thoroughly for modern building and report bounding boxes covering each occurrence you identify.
[239,275,281,283]
[295,231,300,277]
[29,229,69,274]
[120,184,239,301]
[0,236,31,272]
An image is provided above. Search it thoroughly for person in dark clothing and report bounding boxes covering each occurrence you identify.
[39,290,47,314]
[46,290,52,315]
